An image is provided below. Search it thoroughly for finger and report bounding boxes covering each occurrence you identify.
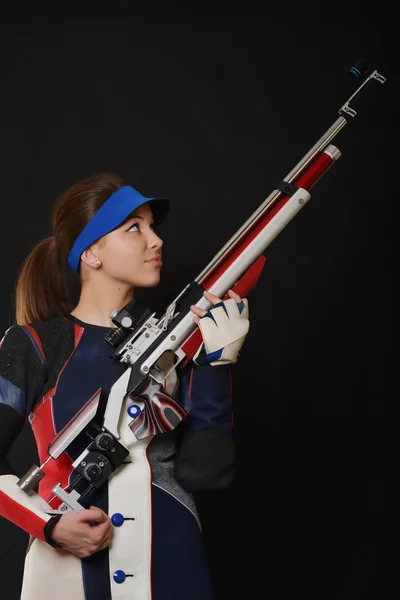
[97,536,112,552]
[203,290,222,305]
[97,526,113,547]
[92,506,109,522]
[223,297,243,321]
[96,519,112,538]
[85,506,109,523]
[89,520,111,543]
[190,304,207,318]
[227,289,242,302]
[100,525,113,543]
[89,510,108,524]
[192,315,201,324]
[190,290,222,316]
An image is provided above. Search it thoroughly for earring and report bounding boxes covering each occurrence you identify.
[96,260,101,266]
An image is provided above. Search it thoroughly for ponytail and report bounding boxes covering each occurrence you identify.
[12,172,125,325]
[14,236,72,325]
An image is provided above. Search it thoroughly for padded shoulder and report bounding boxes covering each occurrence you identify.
[26,316,76,372]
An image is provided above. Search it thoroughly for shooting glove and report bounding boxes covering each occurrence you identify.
[193,297,249,366]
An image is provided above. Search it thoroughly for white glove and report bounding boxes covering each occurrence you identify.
[193,295,249,366]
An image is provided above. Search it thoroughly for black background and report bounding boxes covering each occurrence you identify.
[0,9,393,600]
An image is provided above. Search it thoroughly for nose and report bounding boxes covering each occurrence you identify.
[147,229,163,251]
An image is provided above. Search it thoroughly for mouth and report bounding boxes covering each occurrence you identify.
[145,259,163,266]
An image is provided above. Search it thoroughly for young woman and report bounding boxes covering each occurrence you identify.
[0,172,250,600]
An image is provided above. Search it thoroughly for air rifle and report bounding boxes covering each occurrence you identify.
[17,59,386,513]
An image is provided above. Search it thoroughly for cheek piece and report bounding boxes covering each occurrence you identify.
[67,185,170,274]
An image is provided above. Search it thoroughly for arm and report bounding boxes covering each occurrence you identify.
[174,361,236,492]
[0,324,56,544]
[175,289,249,491]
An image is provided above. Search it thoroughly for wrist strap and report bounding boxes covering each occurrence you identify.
[43,514,63,548]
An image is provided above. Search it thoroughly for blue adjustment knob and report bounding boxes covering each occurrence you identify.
[113,570,126,584]
[111,513,125,527]
[127,404,141,418]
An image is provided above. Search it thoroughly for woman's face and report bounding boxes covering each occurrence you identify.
[88,202,164,288]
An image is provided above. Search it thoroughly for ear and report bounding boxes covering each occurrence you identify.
[80,246,99,269]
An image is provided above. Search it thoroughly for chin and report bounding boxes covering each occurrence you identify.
[131,274,161,288]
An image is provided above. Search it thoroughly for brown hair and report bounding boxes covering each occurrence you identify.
[14,172,125,325]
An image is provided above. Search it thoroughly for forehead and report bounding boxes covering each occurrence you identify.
[122,203,155,225]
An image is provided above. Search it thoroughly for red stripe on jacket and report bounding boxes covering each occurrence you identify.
[0,489,47,542]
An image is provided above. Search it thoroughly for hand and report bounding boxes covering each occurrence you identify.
[190,289,242,324]
[50,505,112,558]
[190,289,249,366]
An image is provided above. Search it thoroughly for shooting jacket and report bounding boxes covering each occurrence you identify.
[0,314,235,600]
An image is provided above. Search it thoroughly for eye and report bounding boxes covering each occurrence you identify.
[126,222,156,232]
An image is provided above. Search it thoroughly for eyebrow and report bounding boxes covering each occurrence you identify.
[126,214,155,226]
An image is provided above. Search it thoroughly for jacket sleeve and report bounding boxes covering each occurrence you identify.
[174,362,236,492]
[0,324,57,544]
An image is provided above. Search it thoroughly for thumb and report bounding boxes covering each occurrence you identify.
[82,506,108,523]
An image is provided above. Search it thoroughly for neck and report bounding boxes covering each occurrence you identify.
[71,281,134,328]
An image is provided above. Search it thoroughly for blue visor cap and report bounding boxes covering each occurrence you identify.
[67,185,170,274]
